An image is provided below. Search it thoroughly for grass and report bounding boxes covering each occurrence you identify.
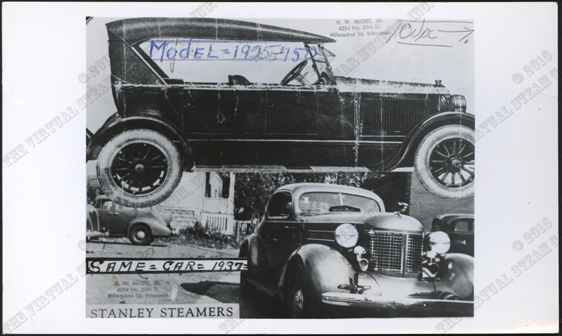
[157,222,245,250]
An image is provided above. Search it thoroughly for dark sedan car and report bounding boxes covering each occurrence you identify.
[431,214,474,256]
[87,18,475,207]
[90,196,172,245]
[239,183,474,318]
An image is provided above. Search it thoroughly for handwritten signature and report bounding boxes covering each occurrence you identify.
[387,19,474,48]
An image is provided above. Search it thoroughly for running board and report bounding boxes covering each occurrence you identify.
[390,167,415,173]
[194,165,372,173]
[247,279,279,297]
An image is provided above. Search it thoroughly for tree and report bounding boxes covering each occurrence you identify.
[87,176,103,204]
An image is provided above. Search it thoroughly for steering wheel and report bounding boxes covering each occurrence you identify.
[280,60,308,86]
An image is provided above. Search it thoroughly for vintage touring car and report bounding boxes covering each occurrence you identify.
[86,18,475,207]
[239,183,474,317]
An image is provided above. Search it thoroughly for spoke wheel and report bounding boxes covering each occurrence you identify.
[415,125,475,199]
[110,143,169,196]
[96,129,183,207]
[429,138,475,188]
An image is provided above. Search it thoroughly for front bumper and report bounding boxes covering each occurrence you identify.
[321,292,473,317]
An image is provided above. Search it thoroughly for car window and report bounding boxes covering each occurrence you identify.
[136,39,326,85]
[267,192,292,218]
[299,192,381,214]
[101,201,113,210]
[454,220,471,232]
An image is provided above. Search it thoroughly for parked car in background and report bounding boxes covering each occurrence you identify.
[86,203,106,241]
[431,214,474,256]
[239,183,474,318]
[91,195,173,245]
[87,18,475,208]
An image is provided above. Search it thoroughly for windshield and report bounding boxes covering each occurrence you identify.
[136,39,330,85]
[298,192,381,214]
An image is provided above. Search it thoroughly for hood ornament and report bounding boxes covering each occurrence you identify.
[394,202,409,217]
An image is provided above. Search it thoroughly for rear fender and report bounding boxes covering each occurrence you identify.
[127,218,170,237]
[246,233,270,280]
[87,115,192,169]
[278,244,355,302]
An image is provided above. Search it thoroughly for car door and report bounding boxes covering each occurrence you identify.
[98,201,137,236]
[258,191,301,282]
[97,200,124,234]
[183,84,268,165]
[449,219,474,256]
[263,85,320,167]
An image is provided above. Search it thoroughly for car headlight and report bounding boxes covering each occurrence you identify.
[428,231,451,254]
[334,224,359,248]
[450,94,467,112]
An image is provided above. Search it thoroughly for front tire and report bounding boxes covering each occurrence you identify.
[96,129,183,207]
[129,225,152,245]
[284,271,312,318]
[415,125,475,199]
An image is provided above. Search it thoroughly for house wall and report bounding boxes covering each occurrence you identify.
[159,171,236,235]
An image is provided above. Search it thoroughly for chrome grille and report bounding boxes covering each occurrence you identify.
[368,231,423,275]
[368,231,403,271]
[406,234,423,273]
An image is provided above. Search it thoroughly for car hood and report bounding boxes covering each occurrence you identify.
[334,76,450,95]
[300,212,423,234]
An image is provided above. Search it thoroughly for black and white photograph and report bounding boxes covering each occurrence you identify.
[3,2,558,334]
[85,16,474,319]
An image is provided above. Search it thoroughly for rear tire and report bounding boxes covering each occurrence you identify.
[96,129,183,208]
[129,225,152,245]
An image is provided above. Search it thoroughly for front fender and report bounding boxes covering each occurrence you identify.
[86,204,100,232]
[389,111,475,170]
[279,244,355,302]
[438,253,474,299]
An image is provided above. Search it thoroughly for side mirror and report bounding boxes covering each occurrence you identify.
[398,202,409,213]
